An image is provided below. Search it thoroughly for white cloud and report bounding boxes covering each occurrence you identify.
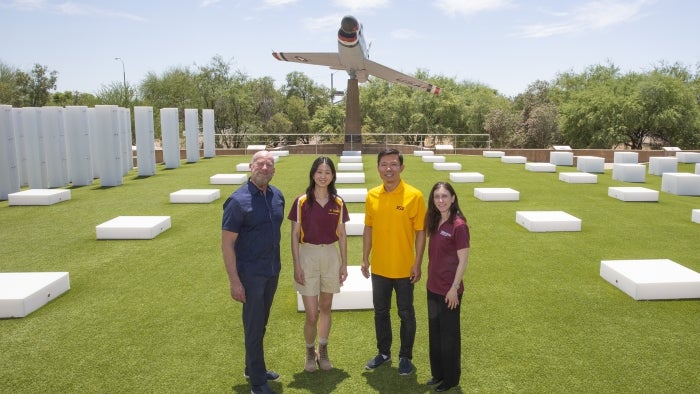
[391,28,422,40]
[264,0,298,6]
[435,0,514,16]
[303,14,343,31]
[54,2,147,22]
[3,0,48,11]
[199,0,221,7]
[333,0,390,12]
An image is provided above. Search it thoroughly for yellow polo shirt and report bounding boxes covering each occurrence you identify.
[364,179,425,278]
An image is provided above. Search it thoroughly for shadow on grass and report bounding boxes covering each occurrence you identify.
[361,364,439,393]
[287,368,351,393]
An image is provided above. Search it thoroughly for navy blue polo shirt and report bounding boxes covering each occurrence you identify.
[222,180,285,277]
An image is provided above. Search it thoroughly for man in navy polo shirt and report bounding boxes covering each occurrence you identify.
[222,150,285,394]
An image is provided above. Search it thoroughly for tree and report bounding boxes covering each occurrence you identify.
[15,63,58,107]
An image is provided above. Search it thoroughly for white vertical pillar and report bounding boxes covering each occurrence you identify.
[184,108,199,163]
[202,109,215,158]
[118,107,132,175]
[93,105,123,187]
[134,106,156,176]
[17,107,49,189]
[12,108,28,186]
[160,108,180,169]
[64,106,93,186]
[41,106,69,188]
[0,105,20,200]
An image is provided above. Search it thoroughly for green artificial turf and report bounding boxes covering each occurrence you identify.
[1,154,699,393]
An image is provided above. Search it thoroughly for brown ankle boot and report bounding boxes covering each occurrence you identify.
[305,346,318,372]
[318,343,333,371]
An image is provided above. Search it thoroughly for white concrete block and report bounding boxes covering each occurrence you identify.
[612,163,646,183]
[675,151,700,163]
[338,162,364,171]
[422,155,446,163]
[449,172,484,183]
[696,163,700,175]
[662,147,681,151]
[337,188,367,203]
[648,157,678,176]
[269,150,289,157]
[346,213,364,235]
[550,151,574,166]
[576,156,605,173]
[0,272,70,318]
[335,172,365,184]
[246,145,266,153]
[559,172,598,184]
[600,259,700,300]
[433,162,462,171]
[516,211,582,232]
[413,150,434,156]
[501,156,527,164]
[608,187,658,202]
[483,151,504,158]
[297,266,372,311]
[340,156,362,163]
[170,189,220,203]
[435,144,454,153]
[526,162,556,172]
[613,151,639,164]
[235,163,250,172]
[342,150,362,156]
[692,209,700,224]
[661,172,700,196]
[96,216,171,240]
[210,173,247,185]
[474,188,520,201]
[8,189,71,206]
[552,145,572,150]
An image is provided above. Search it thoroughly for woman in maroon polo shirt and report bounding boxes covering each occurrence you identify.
[288,156,349,373]
[424,181,470,392]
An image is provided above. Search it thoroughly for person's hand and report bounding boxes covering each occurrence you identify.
[230,280,246,303]
[339,266,348,284]
[360,261,370,278]
[444,288,459,310]
[294,267,305,286]
[409,266,422,284]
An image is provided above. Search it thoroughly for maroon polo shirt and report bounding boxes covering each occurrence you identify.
[427,216,470,295]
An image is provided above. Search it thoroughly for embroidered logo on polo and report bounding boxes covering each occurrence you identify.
[396,205,405,211]
[439,230,452,238]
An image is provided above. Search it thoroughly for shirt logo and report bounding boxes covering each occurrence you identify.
[396,205,405,211]
[439,230,452,238]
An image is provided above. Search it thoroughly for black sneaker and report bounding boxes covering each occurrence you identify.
[365,354,390,369]
[250,383,276,394]
[244,370,281,382]
[398,357,413,375]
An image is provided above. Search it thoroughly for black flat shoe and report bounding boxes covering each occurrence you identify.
[426,377,443,385]
[435,382,454,392]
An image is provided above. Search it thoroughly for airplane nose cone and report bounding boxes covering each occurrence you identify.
[340,16,359,33]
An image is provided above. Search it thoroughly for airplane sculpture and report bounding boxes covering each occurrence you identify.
[272,15,442,95]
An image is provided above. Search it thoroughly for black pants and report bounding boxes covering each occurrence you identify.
[427,289,462,386]
[371,273,416,359]
[240,273,279,387]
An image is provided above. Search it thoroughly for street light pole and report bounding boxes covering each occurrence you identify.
[114,57,126,107]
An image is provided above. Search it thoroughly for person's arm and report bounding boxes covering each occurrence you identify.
[290,221,305,285]
[221,229,245,303]
[445,247,470,309]
[361,225,372,278]
[410,229,426,284]
[337,220,348,283]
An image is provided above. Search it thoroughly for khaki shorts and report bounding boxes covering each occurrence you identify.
[295,243,342,296]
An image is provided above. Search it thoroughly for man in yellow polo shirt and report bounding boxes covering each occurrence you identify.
[361,148,426,376]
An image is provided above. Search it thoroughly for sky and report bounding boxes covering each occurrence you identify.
[1,0,698,98]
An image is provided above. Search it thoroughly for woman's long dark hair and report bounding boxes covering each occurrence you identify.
[425,182,466,236]
[304,156,338,209]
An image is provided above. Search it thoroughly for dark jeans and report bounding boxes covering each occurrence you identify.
[240,273,279,386]
[427,289,462,386]
[371,273,416,359]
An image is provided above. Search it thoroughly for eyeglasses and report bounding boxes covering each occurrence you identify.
[378,163,401,169]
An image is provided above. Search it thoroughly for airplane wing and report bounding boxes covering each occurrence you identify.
[365,59,442,95]
[272,52,345,70]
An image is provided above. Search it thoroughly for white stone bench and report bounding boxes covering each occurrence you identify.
[559,172,597,184]
[170,189,220,204]
[422,155,446,163]
[662,146,681,152]
[550,151,574,166]
[692,209,700,224]
[449,172,484,183]
[696,163,700,175]
[297,266,372,311]
[340,156,362,163]
[96,216,171,240]
[675,151,700,163]
[210,173,247,185]
[648,157,678,176]
[0,272,70,318]
[338,162,363,171]
[269,150,289,157]
[342,150,362,156]
[434,144,454,153]
[661,172,700,196]
[245,145,266,154]
[613,151,638,164]
[474,188,519,201]
[337,188,367,203]
[576,156,605,173]
[235,163,250,172]
[413,150,434,157]
[501,156,527,164]
[433,162,462,171]
[612,163,646,183]
[525,162,556,173]
[608,187,658,202]
[600,259,700,300]
[516,211,581,232]
[8,189,71,206]
[483,151,504,158]
[552,145,572,151]
[335,172,365,184]
[345,213,365,235]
